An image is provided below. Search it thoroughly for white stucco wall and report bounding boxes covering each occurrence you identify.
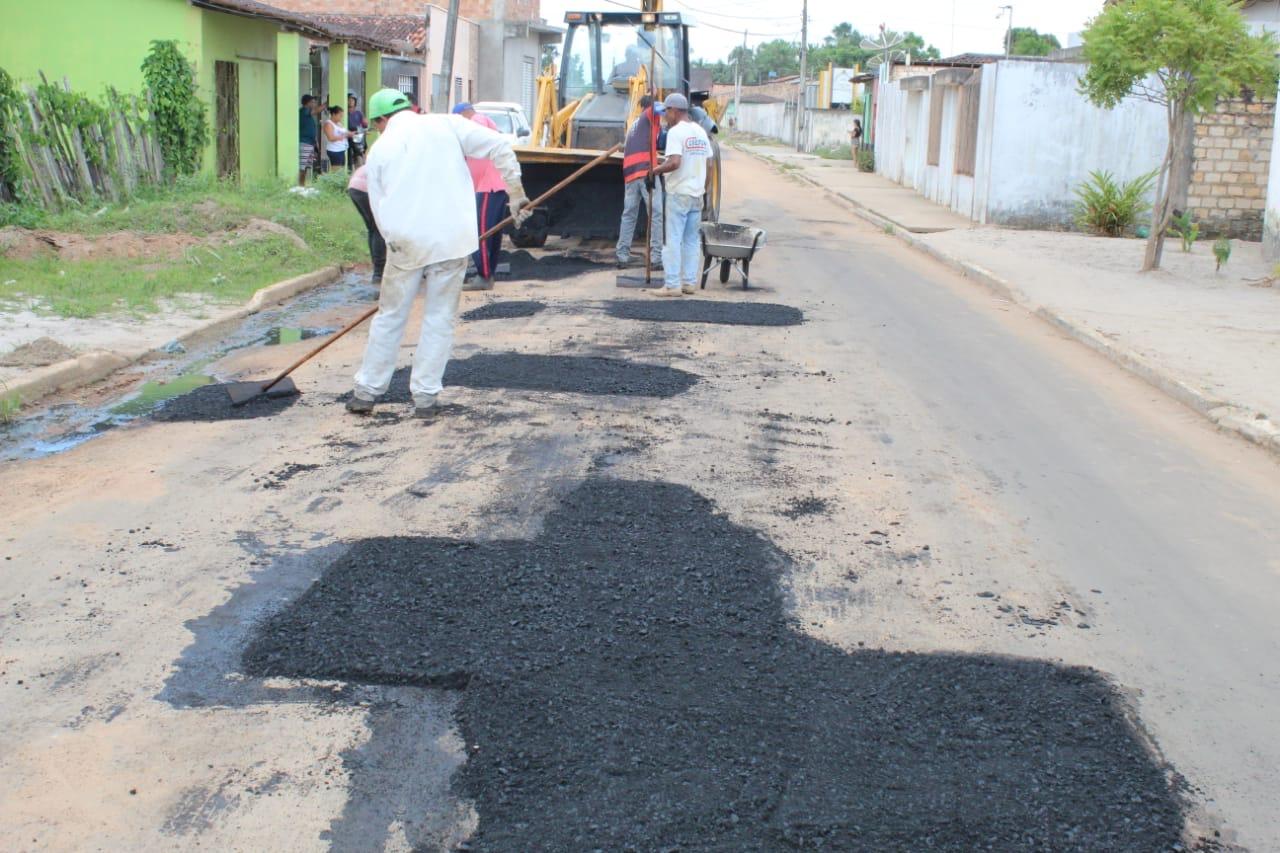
[1263,85,1280,258]
[1244,0,1280,33]
[876,59,1168,227]
[982,60,1167,227]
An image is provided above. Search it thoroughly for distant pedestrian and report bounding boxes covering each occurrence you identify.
[347,93,368,168]
[298,95,319,185]
[615,95,665,270]
[651,92,711,296]
[850,118,863,158]
[324,105,354,168]
[347,165,385,285]
[455,103,508,286]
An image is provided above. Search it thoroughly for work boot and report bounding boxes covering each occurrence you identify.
[681,284,696,295]
[653,287,682,298]
[413,393,439,418]
[346,393,375,415]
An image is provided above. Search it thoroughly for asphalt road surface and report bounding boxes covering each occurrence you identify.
[1,146,1278,851]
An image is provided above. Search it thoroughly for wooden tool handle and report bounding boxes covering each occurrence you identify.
[260,142,625,395]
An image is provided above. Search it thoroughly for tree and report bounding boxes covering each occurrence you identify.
[900,32,941,61]
[1081,0,1276,271]
[754,40,799,81]
[1006,26,1061,56]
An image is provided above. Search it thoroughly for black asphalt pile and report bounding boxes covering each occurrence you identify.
[606,299,804,326]
[460,301,547,322]
[244,479,1187,851]
[504,250,612,281]
[371,354,698,400]
[149,384,300,422]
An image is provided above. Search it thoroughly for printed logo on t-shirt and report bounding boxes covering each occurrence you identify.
[683,136,711,158]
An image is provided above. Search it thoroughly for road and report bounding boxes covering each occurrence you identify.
[2,147,1279,850]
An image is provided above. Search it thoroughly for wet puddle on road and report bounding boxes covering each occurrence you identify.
[0,275,374,462]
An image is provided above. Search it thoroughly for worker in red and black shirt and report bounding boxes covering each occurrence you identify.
[616,96,666,269]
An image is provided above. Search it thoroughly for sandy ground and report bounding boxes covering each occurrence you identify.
[1,149,1279,849]
[924,227,1280,418]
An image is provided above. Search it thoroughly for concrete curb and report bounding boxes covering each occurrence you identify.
[2,265,343,408]
[736,144,1280,458]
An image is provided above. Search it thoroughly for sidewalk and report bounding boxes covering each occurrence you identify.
[736,140,1280,455]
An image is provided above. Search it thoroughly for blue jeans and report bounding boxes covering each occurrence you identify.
[663,192,702,290]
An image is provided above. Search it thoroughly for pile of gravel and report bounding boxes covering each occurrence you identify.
[606,299,804,327]
[244,478,1186,851]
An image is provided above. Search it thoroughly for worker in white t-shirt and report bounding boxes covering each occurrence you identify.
[650,92,711,296]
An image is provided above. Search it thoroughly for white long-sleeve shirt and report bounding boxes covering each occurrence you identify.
[366,111,522,269]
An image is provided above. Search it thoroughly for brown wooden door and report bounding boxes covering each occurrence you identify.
[215,60,239,180]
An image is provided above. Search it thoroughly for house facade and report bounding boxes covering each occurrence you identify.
[0,0,400,182]
[272,0,560,116]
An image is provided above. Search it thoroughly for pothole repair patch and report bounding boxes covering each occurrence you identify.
[150,383,301,422]
[605,299,804,326]
[367,354,699,400]
[461,301,547,322]
[243,478,1188,851]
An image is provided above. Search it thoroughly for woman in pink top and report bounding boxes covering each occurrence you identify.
[455,104,508,285]
[347,164,385,284]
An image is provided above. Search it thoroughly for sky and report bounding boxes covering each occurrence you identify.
[540,0,1108,62]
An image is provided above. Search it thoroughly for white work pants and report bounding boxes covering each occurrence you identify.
[353,254,467,401]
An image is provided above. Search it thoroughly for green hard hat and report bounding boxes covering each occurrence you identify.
[368,88,411,121]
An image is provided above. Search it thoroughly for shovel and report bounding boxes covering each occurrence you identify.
[226,142,625,407]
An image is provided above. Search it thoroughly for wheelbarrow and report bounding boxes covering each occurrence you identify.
[699,222,767,290]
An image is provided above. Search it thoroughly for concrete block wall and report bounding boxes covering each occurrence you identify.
[1189,98,1274,241]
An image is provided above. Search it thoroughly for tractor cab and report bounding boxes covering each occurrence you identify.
[557,10,692,149]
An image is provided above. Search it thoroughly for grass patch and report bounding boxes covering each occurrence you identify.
[0,175,365,318]
[814,145,854,160]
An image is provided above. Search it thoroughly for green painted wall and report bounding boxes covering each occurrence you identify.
[199,10,279,180]
[276,32,302,182]
[0,0,200,93]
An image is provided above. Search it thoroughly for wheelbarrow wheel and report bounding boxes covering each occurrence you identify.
[719,259,731,284]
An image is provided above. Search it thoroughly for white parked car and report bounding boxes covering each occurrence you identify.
[474,101,533,143]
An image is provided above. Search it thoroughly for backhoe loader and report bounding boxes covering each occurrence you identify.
[511,1,722,247]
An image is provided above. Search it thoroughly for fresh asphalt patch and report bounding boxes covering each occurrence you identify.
[460,301,547,322]
[605,299,804,327]
[362,354,699,401]
[504,250,614,281]
[149,383,301,422]
[243,478,1188,851]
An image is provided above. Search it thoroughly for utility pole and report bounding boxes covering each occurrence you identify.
[999,5,1013,58]
[794,0,807,151]
[432,0,462,113]
[734,28,746,130]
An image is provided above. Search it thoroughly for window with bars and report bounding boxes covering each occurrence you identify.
[954,72,982,177]
[926,84,944,167]
[522,58,535,117]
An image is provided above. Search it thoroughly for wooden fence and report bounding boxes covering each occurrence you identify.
[1,74,165,209]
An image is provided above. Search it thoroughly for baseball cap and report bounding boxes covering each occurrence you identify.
[452,102,474,114]
[662,93,689,111]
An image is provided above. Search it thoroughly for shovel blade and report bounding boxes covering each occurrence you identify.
[225,376,299,407]
[616,275,658,289]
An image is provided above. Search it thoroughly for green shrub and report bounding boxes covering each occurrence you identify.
[814,145,853,160]
[855,147,874,172]
[1073,169,1156,237]
[141,40,209,177]
[1168,209,1199,253]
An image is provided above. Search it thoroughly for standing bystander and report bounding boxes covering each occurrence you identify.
[298,95,319,185]
[324,105,353,168]
[347,93,368,168]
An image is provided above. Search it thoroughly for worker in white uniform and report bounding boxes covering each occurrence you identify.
[348,88,531,417]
